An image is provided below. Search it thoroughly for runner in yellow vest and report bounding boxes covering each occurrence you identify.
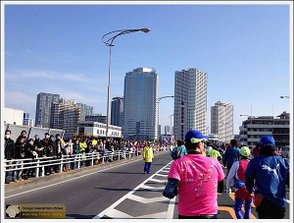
[143,142,154,174]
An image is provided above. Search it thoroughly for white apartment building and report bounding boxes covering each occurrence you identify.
[239,112,289,147]
[4,107,24,126]
[123,67,159,140]
[211,101,234,143]
[174,68,208,140]
[77,121,122,138]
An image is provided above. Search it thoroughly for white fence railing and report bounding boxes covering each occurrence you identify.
[4,146,169,181]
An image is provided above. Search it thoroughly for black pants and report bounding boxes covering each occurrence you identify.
[179,214,217,219]
[256,197,285,219]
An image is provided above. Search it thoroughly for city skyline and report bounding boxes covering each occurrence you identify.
[3,2,292,134]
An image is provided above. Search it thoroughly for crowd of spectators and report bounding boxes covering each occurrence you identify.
[4,129,169,184]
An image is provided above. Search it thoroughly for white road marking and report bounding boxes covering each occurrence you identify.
[136,211,168,219]
[128,194,170,204]
[102,209,133,218]
[140,185,165,191]
[154,173,168,177]
[94,161,174,219]
[166,197,176,219]
[148,178,167,184]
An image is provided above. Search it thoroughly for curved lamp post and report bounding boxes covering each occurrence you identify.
[156,95,174,138]
[280,96,290,99]
[157,95,174,103]
[102,28,150,140]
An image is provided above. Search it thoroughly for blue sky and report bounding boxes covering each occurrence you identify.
[3,3,291,134]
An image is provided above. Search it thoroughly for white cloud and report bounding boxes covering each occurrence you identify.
[5,91,36,117]
[4,68,123,117]
[5,69,99,84]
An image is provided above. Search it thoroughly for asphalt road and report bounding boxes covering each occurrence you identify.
[4,151,290,219]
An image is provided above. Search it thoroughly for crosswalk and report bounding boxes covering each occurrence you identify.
[93,161,259,219]
[93,162,175,219]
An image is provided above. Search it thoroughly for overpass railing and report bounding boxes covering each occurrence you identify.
[4,146,169,181]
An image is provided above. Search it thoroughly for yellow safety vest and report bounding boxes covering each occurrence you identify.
[79,142,87,152]
[143,146,154,162]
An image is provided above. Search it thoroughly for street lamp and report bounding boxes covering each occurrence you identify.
[102,28,150,140]
[157,95,174,103]
[169,114,174,135]
[156,95,174,138]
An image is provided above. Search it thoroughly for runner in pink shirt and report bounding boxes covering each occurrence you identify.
[163,130,225,219]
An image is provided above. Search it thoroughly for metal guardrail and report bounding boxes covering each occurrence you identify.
[4,146,169,181]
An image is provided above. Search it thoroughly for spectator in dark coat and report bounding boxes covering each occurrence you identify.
[4,130,15,184]
[4,130,15,160]
[14,137,26,180]
[49,135,59,173]
[24,138,37,178]
[34,134,44,157]
[42,133,51,175]
[15,130,27,145]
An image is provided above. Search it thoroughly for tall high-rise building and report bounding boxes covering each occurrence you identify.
[76,103,93,121]
[111,97,124,127]
[50,99,81,139]
[123,67,159,140]
[211,101,234,143]
[164,125,171,135]
[35,92,60,128]
[174,68,208,140]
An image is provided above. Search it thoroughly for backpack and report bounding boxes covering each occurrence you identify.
[234,159,250,188]
[171,146,182,160]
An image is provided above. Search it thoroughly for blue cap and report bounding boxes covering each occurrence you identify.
[185,130,208,144]
[259,136,275,147]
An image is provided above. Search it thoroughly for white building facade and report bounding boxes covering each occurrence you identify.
[239,112,289,148]
[4,107,24,126]
[174,68,208,140]
[123,68,159,140]
[211,101,234,143]
[77,121,122,138]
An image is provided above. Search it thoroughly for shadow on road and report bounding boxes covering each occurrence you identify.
[95,187,133,192]
[151,163,171,166]
[98,171,145,175]
[67,213,96,219]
